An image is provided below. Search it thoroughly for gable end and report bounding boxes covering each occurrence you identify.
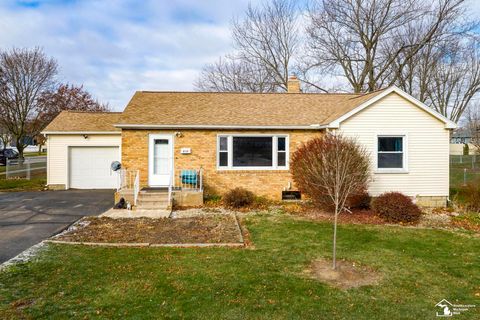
[327,87,457,129]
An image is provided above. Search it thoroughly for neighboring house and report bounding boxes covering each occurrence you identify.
[1,135,46,153]
[449,128,479,155]
[10,137,46,153]
[42,77,456,207]
[450,127,472,144]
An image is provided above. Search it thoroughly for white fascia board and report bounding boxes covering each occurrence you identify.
[41,131,121,135]
[327,86,457,129]
[114,124,327,130]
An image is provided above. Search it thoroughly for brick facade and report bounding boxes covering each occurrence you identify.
[121,129,322,200]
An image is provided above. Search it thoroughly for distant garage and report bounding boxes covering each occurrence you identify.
[42,111,122,190]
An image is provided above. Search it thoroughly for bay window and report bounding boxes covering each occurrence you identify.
[217,135,289,169]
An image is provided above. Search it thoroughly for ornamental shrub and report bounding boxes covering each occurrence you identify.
[371,192,422,223]
[458,183,480,212]
[346,190,372,210]
[223,187,255,208]
[290,134,370,211]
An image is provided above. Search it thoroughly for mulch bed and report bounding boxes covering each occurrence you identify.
[284,203,480,232]
[54,215,243,244]
[306,258,382,290]
[307,209,386,225]
[451,217,480,232]
[283,203,386,225]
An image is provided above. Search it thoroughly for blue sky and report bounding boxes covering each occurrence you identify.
[0,0,259,110]
[1,0,479,111]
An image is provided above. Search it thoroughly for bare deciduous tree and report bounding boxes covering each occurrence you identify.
[306,0,469,93]
[0,125,11,149]
[426,41,480,123]
[197,0,478,122]
[194,55,277,92]
[32,83,110,152]
[291,134,371,269]
[37,83,110,125]
[0,47,57,158]
[232,0,300,91]
[196,0,300,92]
[395,38,480,123]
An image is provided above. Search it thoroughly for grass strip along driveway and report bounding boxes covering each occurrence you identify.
[1,213,479,319]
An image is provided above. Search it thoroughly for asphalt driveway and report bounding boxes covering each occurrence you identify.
[0,190,113,263]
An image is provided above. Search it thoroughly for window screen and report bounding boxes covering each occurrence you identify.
[378,136,403,169]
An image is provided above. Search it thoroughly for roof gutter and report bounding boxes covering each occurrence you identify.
[114,124,328,130]
[41,131,121,135]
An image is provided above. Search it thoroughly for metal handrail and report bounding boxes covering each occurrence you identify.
[176,168,203,191]
[117,169,140,206]
[168,183,173,207]
[133,170,140,206]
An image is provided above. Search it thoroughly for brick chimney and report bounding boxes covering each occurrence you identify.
[287,75,301,93]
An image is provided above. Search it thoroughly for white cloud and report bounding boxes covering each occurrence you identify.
[1,0,477,110]
[0,0,251,110]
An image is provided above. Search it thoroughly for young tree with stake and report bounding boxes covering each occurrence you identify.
[291,134,371,269]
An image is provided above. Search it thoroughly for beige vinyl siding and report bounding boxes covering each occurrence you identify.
[46,134,121,188]
[338,92,450,197]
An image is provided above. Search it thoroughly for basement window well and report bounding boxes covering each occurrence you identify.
[282,191,301,200]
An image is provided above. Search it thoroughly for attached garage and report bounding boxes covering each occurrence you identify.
[42,111,122,190]
[69,146,119,189]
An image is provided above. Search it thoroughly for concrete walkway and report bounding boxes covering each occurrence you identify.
[100,208,171,218]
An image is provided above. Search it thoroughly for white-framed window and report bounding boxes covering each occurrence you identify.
[217,134,289,170]
[376,135,407,172]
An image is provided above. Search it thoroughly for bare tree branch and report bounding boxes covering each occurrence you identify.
[196,0,300,92]
[194,55,277,92]
[0,47,57,158]
[232,0,300,91]
[306,0,471,93]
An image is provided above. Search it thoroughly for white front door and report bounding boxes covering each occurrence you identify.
[148,134,173,186]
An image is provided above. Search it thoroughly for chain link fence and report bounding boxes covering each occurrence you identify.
[4,156,47,180]
[450,155,480,187]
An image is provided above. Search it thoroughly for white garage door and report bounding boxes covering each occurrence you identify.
[69,146,119,189]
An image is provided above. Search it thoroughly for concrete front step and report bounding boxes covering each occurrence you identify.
[139,188,168,193]
[136,203,170,210]
[137,198,169,203]
[137,193,169,200]
[137,200,169,207]
[136,207,171,211]
[137,189,171,210]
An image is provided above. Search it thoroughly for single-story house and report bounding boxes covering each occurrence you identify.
[42,77,456,208]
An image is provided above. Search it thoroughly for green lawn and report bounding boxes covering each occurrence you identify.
[1,214,478,319]
[24,152,47,157]
[0,176,46,191]
[450,155,480,188]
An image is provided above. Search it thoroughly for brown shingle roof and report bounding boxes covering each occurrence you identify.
[43,111,122,132]
[117,89,387,127]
